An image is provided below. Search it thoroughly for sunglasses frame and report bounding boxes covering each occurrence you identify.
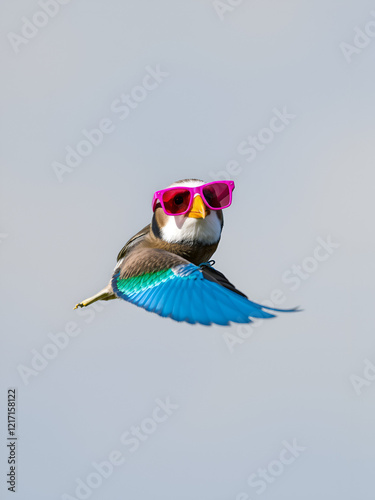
[152,180,235,215]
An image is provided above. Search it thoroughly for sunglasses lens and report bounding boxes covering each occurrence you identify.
[203,183,231,209]
[162,189,191,214]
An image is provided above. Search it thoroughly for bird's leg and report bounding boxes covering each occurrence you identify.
[73,287,116,310]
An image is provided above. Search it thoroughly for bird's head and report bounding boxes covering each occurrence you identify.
[151,179,235,245]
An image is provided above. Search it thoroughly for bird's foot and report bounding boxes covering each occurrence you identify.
[73,302,86,310]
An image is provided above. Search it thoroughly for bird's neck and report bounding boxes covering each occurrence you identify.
[148,222,219,265]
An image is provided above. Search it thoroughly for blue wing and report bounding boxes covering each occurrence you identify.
[112,262,297,326]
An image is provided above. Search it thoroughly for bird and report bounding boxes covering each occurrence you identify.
[73,178,297,325]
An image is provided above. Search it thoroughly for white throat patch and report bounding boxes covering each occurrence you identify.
[160,211,222,244]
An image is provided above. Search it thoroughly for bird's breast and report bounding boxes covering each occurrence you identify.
[144,236,218,266]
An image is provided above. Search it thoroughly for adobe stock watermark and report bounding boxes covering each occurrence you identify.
[340,11,375,63]
[61,397,179,500]
[17,302,107,386]
[281,235,340,291]
[7,0,71,55]
[350,358,375,396]
[222,235,340,353]
[209,106,296,181]
[235,438,306,499]
[212,0,246,21]
[51,65,169,183]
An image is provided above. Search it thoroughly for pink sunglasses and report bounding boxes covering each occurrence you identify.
[152,180,235,216]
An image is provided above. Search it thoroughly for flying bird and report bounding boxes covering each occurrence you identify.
[74,179,296,325]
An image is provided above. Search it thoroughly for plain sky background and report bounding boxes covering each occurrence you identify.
[1,0,375,499]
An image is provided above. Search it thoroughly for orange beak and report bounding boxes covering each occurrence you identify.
[187,195,208,219]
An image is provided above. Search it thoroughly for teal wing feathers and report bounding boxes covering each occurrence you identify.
[111,250,297,326]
